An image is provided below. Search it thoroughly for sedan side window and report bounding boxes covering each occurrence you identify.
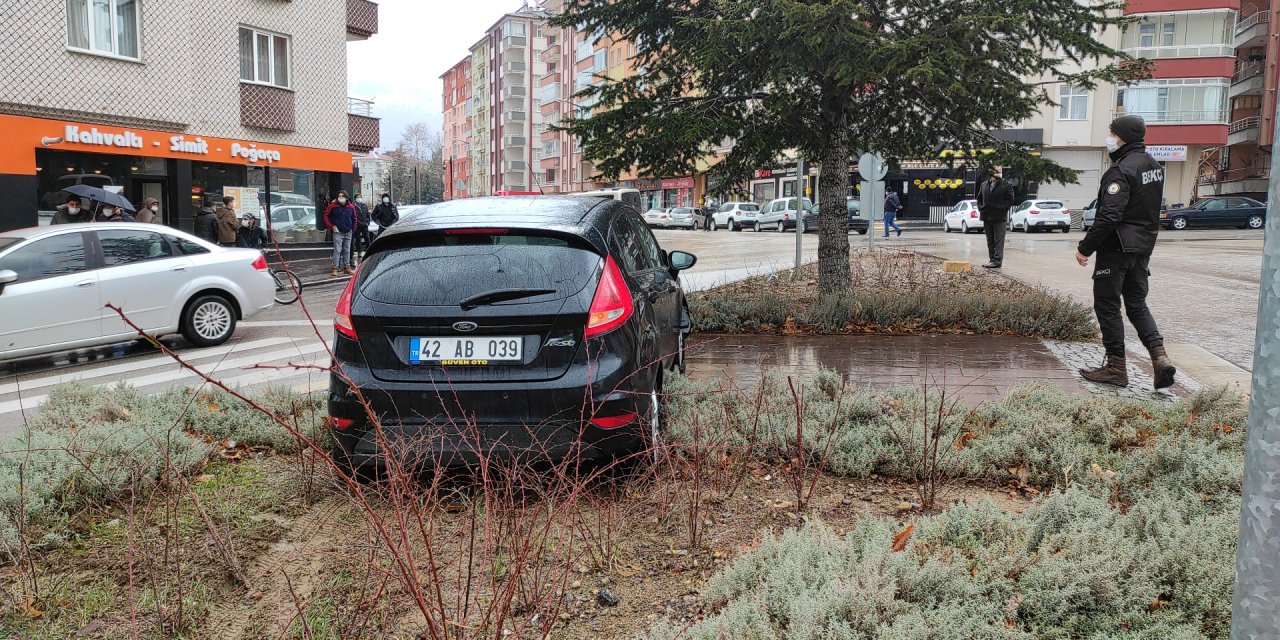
[167,235,210,256]
[98,230,174,267]
[1227,198,1251,209]
[1204,199,1227,211]
[0,233,88,281]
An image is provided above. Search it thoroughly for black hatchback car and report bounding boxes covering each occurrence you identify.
[328,197,696,471]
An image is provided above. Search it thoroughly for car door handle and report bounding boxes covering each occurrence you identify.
[172,265,188,272]
[75,280,95,288]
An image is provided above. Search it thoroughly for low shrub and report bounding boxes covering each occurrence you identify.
[689,250,1098,341]
[0,382,323,558]
[658,490,1235,639]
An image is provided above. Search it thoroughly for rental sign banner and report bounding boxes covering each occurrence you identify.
[0,114,352,174]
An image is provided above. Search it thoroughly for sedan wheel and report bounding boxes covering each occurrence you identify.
[182,294,236,347]
[961,222,969,234]
[1172,216,1188,231]
[1249,214,1264,229]
[944,221,951,233]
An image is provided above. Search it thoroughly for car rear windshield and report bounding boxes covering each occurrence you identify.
[671,208,694,214]
[360,233,601,306]
[737,204,760,211]
[1036,202,1065,210]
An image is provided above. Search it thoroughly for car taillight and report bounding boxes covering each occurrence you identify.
[585,255,634,339]
[1063,209,1070,215]
[1029,209,1039,215]
[251,255,268,271]
[331,417,355,430]
[334,266,360,340]
[970,211,978,219]
[590,412,637,429]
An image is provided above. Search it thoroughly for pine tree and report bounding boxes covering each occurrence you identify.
[552,0,1149,296]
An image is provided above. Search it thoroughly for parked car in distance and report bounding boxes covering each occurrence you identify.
[713,202,761,231]
[943,199,983,234]
[758,197,813,232]
[667,207,701,230]
[643,207,671,227]
[327,196,697,472]
[268,205,317,232]
[845,198,870,235]
[0,223,275,362]
[1081,199,1096,232]
[1008,200,1071,233]
[1161,196,1266,230]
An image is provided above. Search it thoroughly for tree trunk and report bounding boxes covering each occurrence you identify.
[817,112,852,297]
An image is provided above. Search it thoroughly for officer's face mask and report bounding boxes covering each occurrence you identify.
[1105,135,1121,153]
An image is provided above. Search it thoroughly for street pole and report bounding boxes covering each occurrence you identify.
[1230,90,1280,638]
[793,156,805,278]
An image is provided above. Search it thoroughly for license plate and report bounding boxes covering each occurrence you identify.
[409,336,523,365]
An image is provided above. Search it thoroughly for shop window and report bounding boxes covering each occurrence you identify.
[1,233,87,282]
[66,0,140,60]
[98,229,174,267]
[239,26,291,89]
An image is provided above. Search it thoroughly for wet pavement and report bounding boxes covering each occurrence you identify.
[685,333,1089,406]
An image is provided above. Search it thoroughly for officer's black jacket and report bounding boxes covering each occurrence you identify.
[1078,142,1164,257]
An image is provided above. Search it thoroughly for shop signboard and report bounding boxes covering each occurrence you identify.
[1147,146,1188,162]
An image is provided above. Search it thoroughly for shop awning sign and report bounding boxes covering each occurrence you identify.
[1147,146,1187,162]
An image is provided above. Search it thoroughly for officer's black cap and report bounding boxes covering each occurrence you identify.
[1110,115,1147,144]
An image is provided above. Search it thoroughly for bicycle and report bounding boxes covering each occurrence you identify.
[269,265,302,305]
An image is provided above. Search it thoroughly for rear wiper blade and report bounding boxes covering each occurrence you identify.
[459,288,556,310]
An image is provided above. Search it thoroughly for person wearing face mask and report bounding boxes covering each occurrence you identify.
[323,190,358,276]
[371,193,398,239]
[95,203,135,222]
[975,167,1015,268]
[236,212,270,250]
[350,194,372,263]
[51,195,93,224]
[135,197,160,224]
[1074,115,1175,390]
[215,195,239,247]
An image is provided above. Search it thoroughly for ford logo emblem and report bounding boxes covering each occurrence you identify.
[453,321,478,332]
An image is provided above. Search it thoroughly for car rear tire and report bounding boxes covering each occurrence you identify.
[1249,214,1264,229]
[1172,216,1188,230]
[961,222,969,234]
[181,294,237,347]
[729,220,739,231]
[1061,227,1070,234]
[857,229,868,235]
[777,221,787,233]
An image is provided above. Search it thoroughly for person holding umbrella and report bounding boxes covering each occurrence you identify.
[61,185,137,222]
[96,203,135,222]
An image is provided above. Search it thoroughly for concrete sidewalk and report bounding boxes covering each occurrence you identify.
[685,334,1197,406]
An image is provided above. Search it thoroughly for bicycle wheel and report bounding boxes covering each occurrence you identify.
[272,269,302,305]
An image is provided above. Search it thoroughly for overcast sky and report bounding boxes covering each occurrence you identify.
[348,0,529,152]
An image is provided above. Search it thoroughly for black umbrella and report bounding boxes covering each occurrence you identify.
[62,184,136,212]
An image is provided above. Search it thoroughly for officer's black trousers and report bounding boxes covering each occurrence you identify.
[1092,250,1164,358]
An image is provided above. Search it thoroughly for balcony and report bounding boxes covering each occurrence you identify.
[1236,11,1270,49]
[1231,62,1265,98]
[504,135,526,148]
[347,97,380,153]
[1202,161,1271,195]
[503,160,528,173]
[502,85,527,101]
[241,83,296,132]
[1228,117,1261,145]
[346,0,379,41]
[503,34,527,50]
[502,110,527,126]
[504,60,526,74]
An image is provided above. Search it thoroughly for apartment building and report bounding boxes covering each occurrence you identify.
[442,58,472,200]
[1206,0,1275,200]
[0,0,380,236]
[468,37,493,197]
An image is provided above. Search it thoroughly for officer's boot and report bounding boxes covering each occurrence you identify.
[1149,346,1177,390]
[1080,355,1129,387]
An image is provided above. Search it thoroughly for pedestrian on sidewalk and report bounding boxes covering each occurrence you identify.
[324,190,357,276]
[1075,115,1177,390]
[372,193,398,240]
[195,205,219,243]
[976,168,1014,268]
[351,194,372,262]
[883,190,903,237]
[135,197,159,224]
[215,195,239,247]
[51,196,92,224]
[236,212,270,250]
[95,203,134,222]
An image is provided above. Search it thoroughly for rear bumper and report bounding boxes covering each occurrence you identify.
[1030,219,1070,229]
[328,349,653,468]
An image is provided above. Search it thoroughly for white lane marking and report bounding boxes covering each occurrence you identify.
[239,320,335,328]
[0,340,332,416]
[0,337,296,396]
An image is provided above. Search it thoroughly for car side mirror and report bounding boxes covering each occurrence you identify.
[669,251,696,272]
[0,269,17,295]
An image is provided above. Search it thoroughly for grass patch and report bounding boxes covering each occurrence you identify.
[690,249,1097,340]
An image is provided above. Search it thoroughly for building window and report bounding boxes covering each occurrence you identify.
[1118,78,1228,124]
[545,168,557,183]
[66,0,140,59]
[503,20,526,38]
[1161,21,1176,47]
[239,27,291,89]
[1139,23,1155,47]
[1058,85,1088,120]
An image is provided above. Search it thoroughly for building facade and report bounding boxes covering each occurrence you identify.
[1204,0,1275,200]
[1,0,379,238]
[353,152,391,201]
[441,58,472,200]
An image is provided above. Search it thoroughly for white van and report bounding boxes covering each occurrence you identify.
[575,188,644,212]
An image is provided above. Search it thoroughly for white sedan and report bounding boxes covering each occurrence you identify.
[0,223,276,362]
[1008,200,1072,233]
[942,199,983,234]
[643,208,672,227]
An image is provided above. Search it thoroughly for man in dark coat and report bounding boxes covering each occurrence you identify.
[195,206,220,243]
[51,196,93,224]
[372,193,398,238]
[351,194,372,262]
[1075,115,1176,390]
[976,169,1015,268]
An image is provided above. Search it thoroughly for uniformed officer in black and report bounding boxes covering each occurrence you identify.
[1074,115,1177,389]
